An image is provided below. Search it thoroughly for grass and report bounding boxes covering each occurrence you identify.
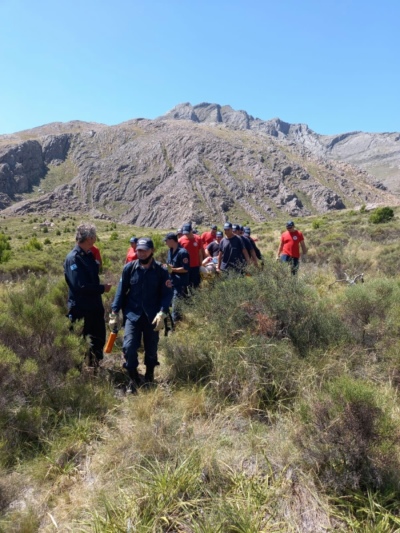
[2,208,400,530]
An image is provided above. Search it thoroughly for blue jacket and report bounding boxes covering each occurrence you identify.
[167,245,190,289]
[112,259,173,322]
[64,245,105,314]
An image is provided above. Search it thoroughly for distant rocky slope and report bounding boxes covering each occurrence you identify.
[0,104,398,228]
[162,103,400,193]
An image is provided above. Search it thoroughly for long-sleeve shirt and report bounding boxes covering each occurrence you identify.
[112,260,173,322]
[64,245,105,313]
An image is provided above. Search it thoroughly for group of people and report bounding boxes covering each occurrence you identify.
[64,220,307,392]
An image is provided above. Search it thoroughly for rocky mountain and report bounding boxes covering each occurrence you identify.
[162,103,400,193]
[0,104,398,228]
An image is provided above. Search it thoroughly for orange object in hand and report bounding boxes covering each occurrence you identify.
[104,330,118,354]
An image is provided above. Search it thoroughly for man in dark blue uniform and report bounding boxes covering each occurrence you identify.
[217,222,250,274]
[64,223,111,367]
[110,237,173,391]
[164,232,190,322]
[244,226,263,264]
[233,224,258,266]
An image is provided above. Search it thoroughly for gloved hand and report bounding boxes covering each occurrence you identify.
[152,311,167,331]
[109,312,119,329]
[167,264,173,274]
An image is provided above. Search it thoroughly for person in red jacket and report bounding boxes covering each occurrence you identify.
[179,223,203,288]
[201,225,218,249]
[277,221,307,274]
[125,237,138,263]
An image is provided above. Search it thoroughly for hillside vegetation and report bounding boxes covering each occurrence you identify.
[1,208,400,532]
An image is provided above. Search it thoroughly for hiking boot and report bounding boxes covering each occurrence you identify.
[142,366,156,389]
[145,366,154,383]
[127,369,142,394]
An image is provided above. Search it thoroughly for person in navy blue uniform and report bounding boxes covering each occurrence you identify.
[243,227,263,261]
[64,223,111,367]
[217,222,250,273]
[233,224,258,266]
[164,232,190,322]
[110,237,173,391]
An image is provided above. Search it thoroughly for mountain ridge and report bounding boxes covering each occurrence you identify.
[0,103,399,227]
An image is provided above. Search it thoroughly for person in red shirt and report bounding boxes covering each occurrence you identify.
[277,221,307,275]
[125,237,138,263]
[90,245,102,269]
[201,225,218,249]
[178,223,203,288]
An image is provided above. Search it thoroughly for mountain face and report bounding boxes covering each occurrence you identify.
[161,103,400,193]
[0,104,398,228]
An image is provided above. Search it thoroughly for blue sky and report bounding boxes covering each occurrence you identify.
[0,0,398,135]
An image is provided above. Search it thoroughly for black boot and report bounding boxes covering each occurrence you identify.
[127,369,142,394]
[144,366,156,388]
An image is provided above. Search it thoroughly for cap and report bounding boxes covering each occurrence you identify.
[244,227,251,234]
[176,228,183,234]
[211,225,217,230]
[136,237,154,250]
[164,232,178,242]
[216,231,223,237]
[286,221,295,228]
[130,236,138,243]
[223,222,232,230]
[232,224,241,231]
[182,223,192,234]
[192,229,199,234]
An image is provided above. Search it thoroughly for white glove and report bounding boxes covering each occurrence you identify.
[152,311,167,331]
[109,312,119,329]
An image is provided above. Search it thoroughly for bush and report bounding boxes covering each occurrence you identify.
[312,219,323,229]
[297,376,400,494]
[339,278,399,346]
[0,233,11,263]
[369,207,394,224]
[109,231,118,241]
[25,237,43,251]
[0,275,115,466]
[164,260,350,407]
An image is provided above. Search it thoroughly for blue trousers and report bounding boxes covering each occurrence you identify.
[280,254,299,275]
[171,285,188,322]
[70,306,106,363]
[123,314,159,371]
[189,266,201,288]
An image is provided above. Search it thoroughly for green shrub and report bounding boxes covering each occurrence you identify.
[109,231,118,241]
[0,232,11,263]
[0,275,115,466]
[25,237,43,251]
[312,219,323,229]
[44,238,51,245]
[164,260,350,406]
[297,376,400,494]
[339,278,399,345]
[369,207,394,224]
[150,233,163,251]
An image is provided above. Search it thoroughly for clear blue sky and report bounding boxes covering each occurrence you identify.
[1,0,398,135]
